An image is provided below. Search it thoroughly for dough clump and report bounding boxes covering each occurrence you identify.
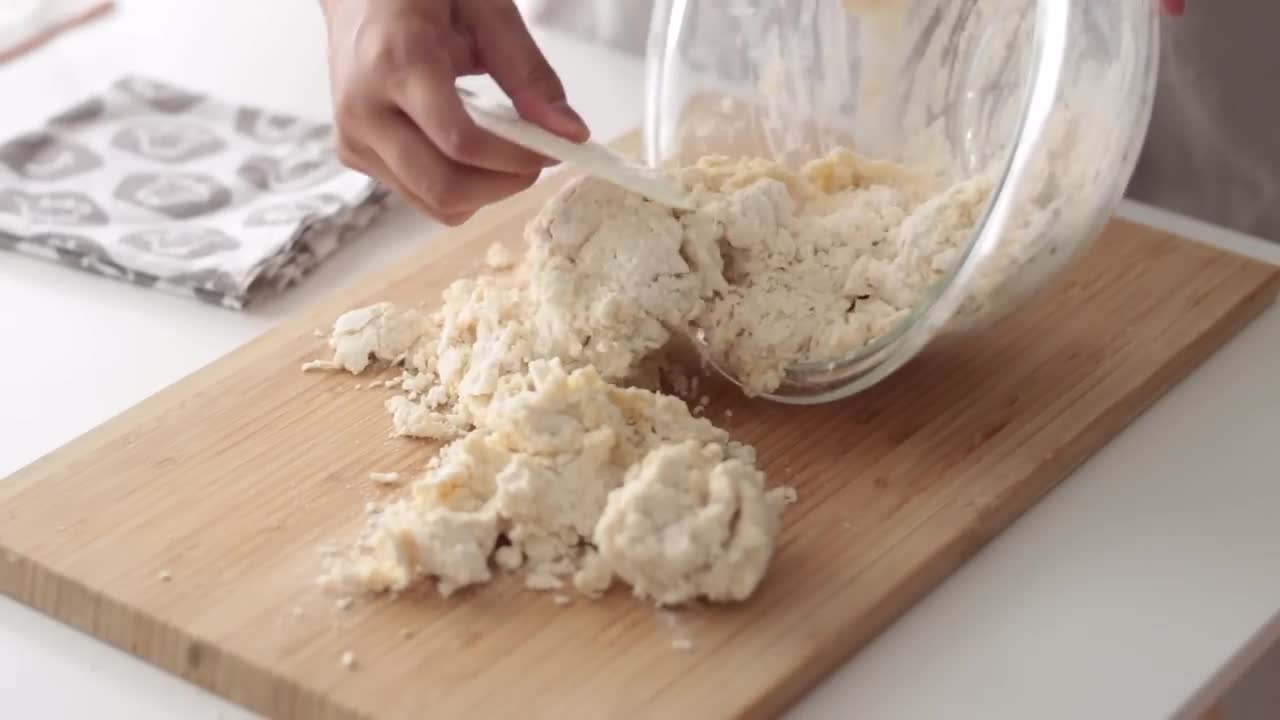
[680,149,991,392]
[310,147,990,606]
[323,359,790,604]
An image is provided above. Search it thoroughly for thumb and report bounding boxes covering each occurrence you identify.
[458,0,590,142]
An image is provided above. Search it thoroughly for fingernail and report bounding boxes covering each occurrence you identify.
[551,100,589,139]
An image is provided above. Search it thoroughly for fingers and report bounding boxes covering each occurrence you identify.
[446,28,483,76]
[338,137,472,226]
[458,0,590,142]
[390,47,550,174]
[325,0,566,225]
[342,111,539,225]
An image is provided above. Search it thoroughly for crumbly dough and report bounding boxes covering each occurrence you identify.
[316,150,990,399]
[325,302,429,375]
[483,242,517,270]
[595,441,791,605]
[678,149,990,393]
[320,360,787,605]
[525,178,705,380]
[309,145,994,607]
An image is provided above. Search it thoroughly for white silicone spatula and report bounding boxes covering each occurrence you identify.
[457,85,693,210]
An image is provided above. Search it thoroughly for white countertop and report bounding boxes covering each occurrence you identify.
[3,2,1280,718]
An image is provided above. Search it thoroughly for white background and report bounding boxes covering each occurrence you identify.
[2,2,1280,718]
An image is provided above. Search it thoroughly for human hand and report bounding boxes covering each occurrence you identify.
[320,0,590,226]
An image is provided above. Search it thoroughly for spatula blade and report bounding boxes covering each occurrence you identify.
[458,86,693,210]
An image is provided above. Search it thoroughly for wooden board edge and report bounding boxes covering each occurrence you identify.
[3,237,1276,720]
[4,259,1274,720]
[742,258,1280,719]
[0,550,364,720]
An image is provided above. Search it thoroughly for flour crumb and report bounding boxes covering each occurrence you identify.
[525,572,564,592]
[667,366,694,398]
[552,594,572,606]
[335,597,354,611]
[368,472,402,486]
[494,545,523,571]
[340,651,357,670]
[693,395,711,416]
[157,569,172,582]
[484,242,517,270]
[671,637,696,653]
[776,486,799,505]
[724,409,734,418]
[573,551,613,597]
[301,359,341,372]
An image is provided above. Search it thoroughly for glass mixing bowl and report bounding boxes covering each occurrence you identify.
[643,0,1160,403]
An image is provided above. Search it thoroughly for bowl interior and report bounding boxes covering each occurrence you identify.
[643,0,1159,402]
[644,0,1037,181]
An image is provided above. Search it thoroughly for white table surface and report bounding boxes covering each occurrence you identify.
[3,2,1280,718]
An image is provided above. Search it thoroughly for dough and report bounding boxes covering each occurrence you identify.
[595,440,793,605]
[310,145,999,606]
[321,360,788,603]
[681,149,990,394]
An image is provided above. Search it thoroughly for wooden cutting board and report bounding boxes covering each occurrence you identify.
[2,133,1278,720]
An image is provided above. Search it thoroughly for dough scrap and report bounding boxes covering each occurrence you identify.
[325,302,430,374]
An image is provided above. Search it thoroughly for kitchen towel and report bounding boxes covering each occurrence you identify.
[0,74,389,309]
[0,0,113,62]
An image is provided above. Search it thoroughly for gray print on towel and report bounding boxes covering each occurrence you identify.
[0,75,389,309]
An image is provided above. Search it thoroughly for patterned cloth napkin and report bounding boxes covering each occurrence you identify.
[0,75,389,309]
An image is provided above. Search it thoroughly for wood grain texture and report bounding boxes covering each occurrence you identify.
[2,132,1278,720]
